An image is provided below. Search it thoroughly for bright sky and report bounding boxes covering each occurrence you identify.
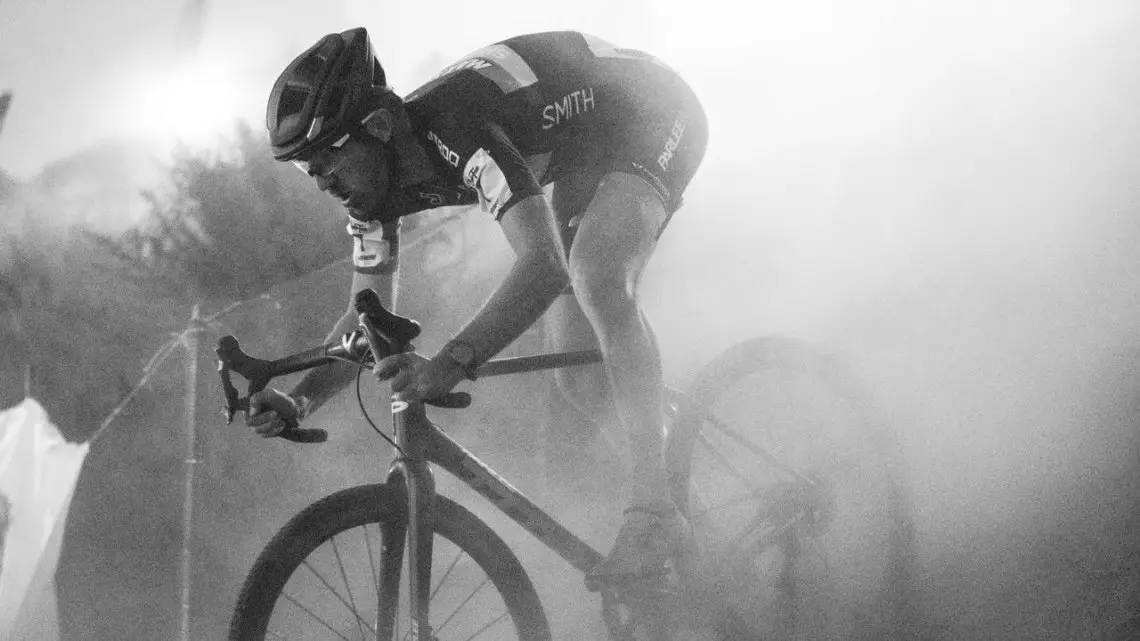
[2,0,1138,283]
[5,0,1104,179]
[0,0,670,178]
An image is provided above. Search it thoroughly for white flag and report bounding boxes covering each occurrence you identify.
[0,398,89,640]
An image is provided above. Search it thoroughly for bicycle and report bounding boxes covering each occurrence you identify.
[217,288,916,640]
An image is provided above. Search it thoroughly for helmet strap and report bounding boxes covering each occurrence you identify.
[361,108,394,142]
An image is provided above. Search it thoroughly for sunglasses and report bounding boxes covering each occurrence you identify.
[291,111,387,176]
[290,132,353,176]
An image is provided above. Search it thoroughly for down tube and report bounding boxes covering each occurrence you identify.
[426,428,604,574]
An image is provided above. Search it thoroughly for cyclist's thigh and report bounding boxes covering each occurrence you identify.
[603,64,709,223]
[568,171,665,294]
[541,173,600,351]
[545,64,708,257]
[564,72,707,288]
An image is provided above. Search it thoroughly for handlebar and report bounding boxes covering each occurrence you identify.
[216,288,471,444]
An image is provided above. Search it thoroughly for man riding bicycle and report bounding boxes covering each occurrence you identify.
[246,27,708,585]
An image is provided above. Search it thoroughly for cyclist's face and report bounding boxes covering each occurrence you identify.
[298,133,394,218]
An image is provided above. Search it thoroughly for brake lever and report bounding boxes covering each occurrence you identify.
[216,335,269,424]
[353,290,475,411]
[219,361,243,424]
[216,335,329,443]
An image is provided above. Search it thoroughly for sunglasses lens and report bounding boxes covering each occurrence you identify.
[291,132,352,176]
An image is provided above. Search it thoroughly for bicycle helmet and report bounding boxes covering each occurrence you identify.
[266,27,387,162]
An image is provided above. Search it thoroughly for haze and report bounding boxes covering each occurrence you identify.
[3,0,1138,638]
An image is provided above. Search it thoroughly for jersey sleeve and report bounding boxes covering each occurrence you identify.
[346,216,400,275]
[461,123,543,221]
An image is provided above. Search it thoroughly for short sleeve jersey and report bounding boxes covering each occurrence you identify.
[401,30,677,220]
[348,31,691,274]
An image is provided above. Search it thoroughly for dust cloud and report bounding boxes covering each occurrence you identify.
[24,1,1140,638]
[637,1,1140,638]
[253,3,1140,638]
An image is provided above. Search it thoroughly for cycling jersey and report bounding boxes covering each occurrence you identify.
[350,30,707,274]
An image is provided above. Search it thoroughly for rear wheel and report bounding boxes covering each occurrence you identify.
[665,336,916,640]
[228,483,552,640]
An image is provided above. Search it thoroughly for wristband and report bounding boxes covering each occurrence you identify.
[442,340,479,381]
[291,394,312,422]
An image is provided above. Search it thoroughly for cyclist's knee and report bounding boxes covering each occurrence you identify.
[543,293,596,350]
[571,273,641,342]
[551,365,610,415]
[565,223,655,341]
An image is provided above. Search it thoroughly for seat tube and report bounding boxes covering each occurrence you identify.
[393,399,436,641]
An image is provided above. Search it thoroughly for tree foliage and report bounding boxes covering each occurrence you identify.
[0,199,179,438]
[0,122,351,437]
[94,123,349,302]
[0,124,384,639]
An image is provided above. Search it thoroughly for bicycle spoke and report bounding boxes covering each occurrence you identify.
[363,523,380,601]
[231,484,544,641]
[691,488,764,518]
[434,576,492,635]
[459,611,510,641]
[692,427,781,522]
[299,559,354,610]
[298,553,377,635]
[430,547,468,600]
[395,539,513,640]
[280,590,354,641]
[703,411,812,483]
[331,535,370,640]
[695,430,763,488]
[725,512,796,562]
[692,434,802,520]
[677,340,913,639]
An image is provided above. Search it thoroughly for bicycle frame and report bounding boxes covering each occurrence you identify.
[218,333,614,638]
[380,350,608,640]
[220,303,913,640]
[215,291,702,639]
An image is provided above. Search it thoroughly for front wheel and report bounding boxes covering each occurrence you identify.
[228,483,552,641]
[665,336,917,640]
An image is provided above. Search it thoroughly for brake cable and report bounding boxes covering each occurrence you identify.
[354,362,406,456]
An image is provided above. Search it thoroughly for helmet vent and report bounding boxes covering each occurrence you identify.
[278,86,308,120]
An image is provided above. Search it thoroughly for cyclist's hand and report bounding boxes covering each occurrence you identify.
[247,388,301,438]
[374,351,466,403]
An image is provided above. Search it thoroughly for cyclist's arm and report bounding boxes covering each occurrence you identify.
[431,123,567,367]
[285,243,398,418]
[439,191,568,369]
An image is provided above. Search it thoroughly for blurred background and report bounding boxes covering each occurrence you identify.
[1,0,1139,638]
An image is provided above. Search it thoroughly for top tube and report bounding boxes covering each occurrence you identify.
[475,350,603,378]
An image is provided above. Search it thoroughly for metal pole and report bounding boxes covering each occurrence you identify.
[0,91,12,141]
[179,305,202,641]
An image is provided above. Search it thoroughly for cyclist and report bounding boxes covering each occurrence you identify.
[247,27,707,585]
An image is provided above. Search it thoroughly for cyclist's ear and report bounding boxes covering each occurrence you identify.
[361,109,394,143]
